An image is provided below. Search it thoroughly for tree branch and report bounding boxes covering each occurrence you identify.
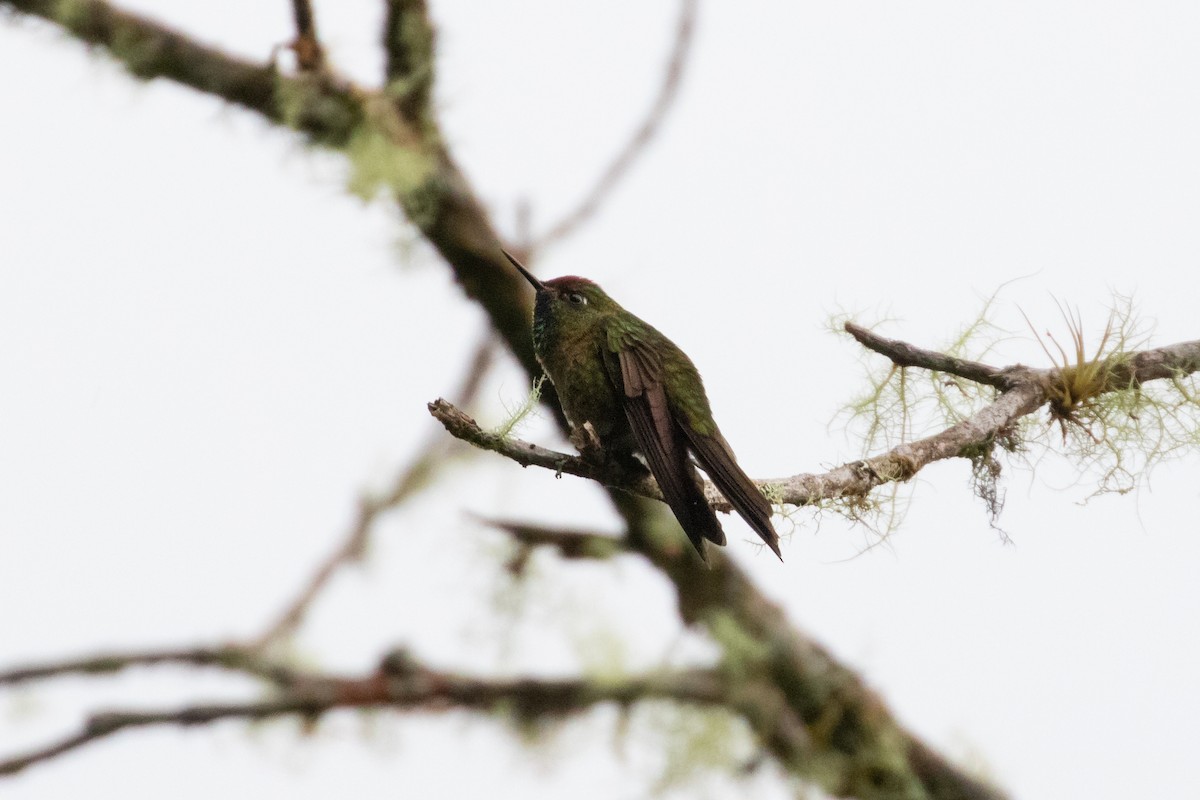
[0,649,727,777]
[382,0,434,122]
[845,322,1012,389]
[1,0,548,382]
[4,0,361,144]
[1110,338,1200,387]
[628,544,1005,800]
[431,333,1200,513]
[475,517,627,560]
[0,646,297,689]
[289,0,324,70]
[427,396,668,497]
[533,0,698,250]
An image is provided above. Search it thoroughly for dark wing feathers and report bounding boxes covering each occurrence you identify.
[604,330,781,560]
[680,427,782,560]
[604,345,726,557]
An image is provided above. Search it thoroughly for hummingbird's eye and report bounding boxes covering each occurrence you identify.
[566,292,587,306]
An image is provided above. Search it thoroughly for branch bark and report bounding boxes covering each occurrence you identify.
[845,322,1013,389]
[476,517,627,561]
[0,646,727,778]
[289,0,324,70]
[0,646,296,689]
[432,332,1200,511]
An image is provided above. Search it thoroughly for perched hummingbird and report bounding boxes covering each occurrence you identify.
[503,250,782,561]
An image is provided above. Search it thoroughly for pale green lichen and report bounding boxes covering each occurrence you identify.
[492,376,546,439]
[830,292,1006,537]
[836,290,1004,456]
[705,611,771,682]
[759,482,785,506]
[108,23,161,78]
[840,289,1200,525]
[53,0,93,33]
[345,122,435,201]
[1021,295,1200,498]
[275,75,317,131]
[570,620,633,688]
[633,702,758,796]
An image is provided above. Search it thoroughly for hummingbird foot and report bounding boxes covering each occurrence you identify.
[569,423,650,480]
[569,422,607,463]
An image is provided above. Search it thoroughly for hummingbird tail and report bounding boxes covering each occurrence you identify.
[683,429,783,561]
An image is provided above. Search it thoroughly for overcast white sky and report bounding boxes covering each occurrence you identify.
[2,2,1199,798]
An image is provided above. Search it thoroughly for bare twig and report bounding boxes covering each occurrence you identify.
[845,322,1012,389]
[289,0,324,70]
[475,517,626,560]
[0,646,297,688]
[427,397,664,497]
[251,337,496,649]
[533,0,698,249]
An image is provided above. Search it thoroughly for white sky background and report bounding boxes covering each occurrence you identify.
[2,1,1199,798]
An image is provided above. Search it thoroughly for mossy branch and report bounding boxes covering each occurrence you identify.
[433,331,1200,516]
[0,646,727,777]
[3,0,546,381]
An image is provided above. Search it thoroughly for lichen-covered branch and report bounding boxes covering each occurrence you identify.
[433,334,1200,513]
[4,0,361,143]
[382,0,434,121]
[0,646,726,777]
[1107,338,1200,387]
[1,0,541,378]
[631,542,1005,800]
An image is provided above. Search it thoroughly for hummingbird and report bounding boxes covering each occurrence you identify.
[503,250,782,561]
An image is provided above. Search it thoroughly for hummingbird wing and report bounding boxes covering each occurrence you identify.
[602,340,727,557]
[679,426,783,560]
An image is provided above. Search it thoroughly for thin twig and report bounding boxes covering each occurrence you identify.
[534,0,698,249]
[250,337,496,649]
[845,322,1012,389]
[427,397,663,496]
[381,0,435,122]
[0,646,297,688]
[474,516,626,560]
[289,0,324,70]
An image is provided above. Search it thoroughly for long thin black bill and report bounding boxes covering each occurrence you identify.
[501,249,545,291]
